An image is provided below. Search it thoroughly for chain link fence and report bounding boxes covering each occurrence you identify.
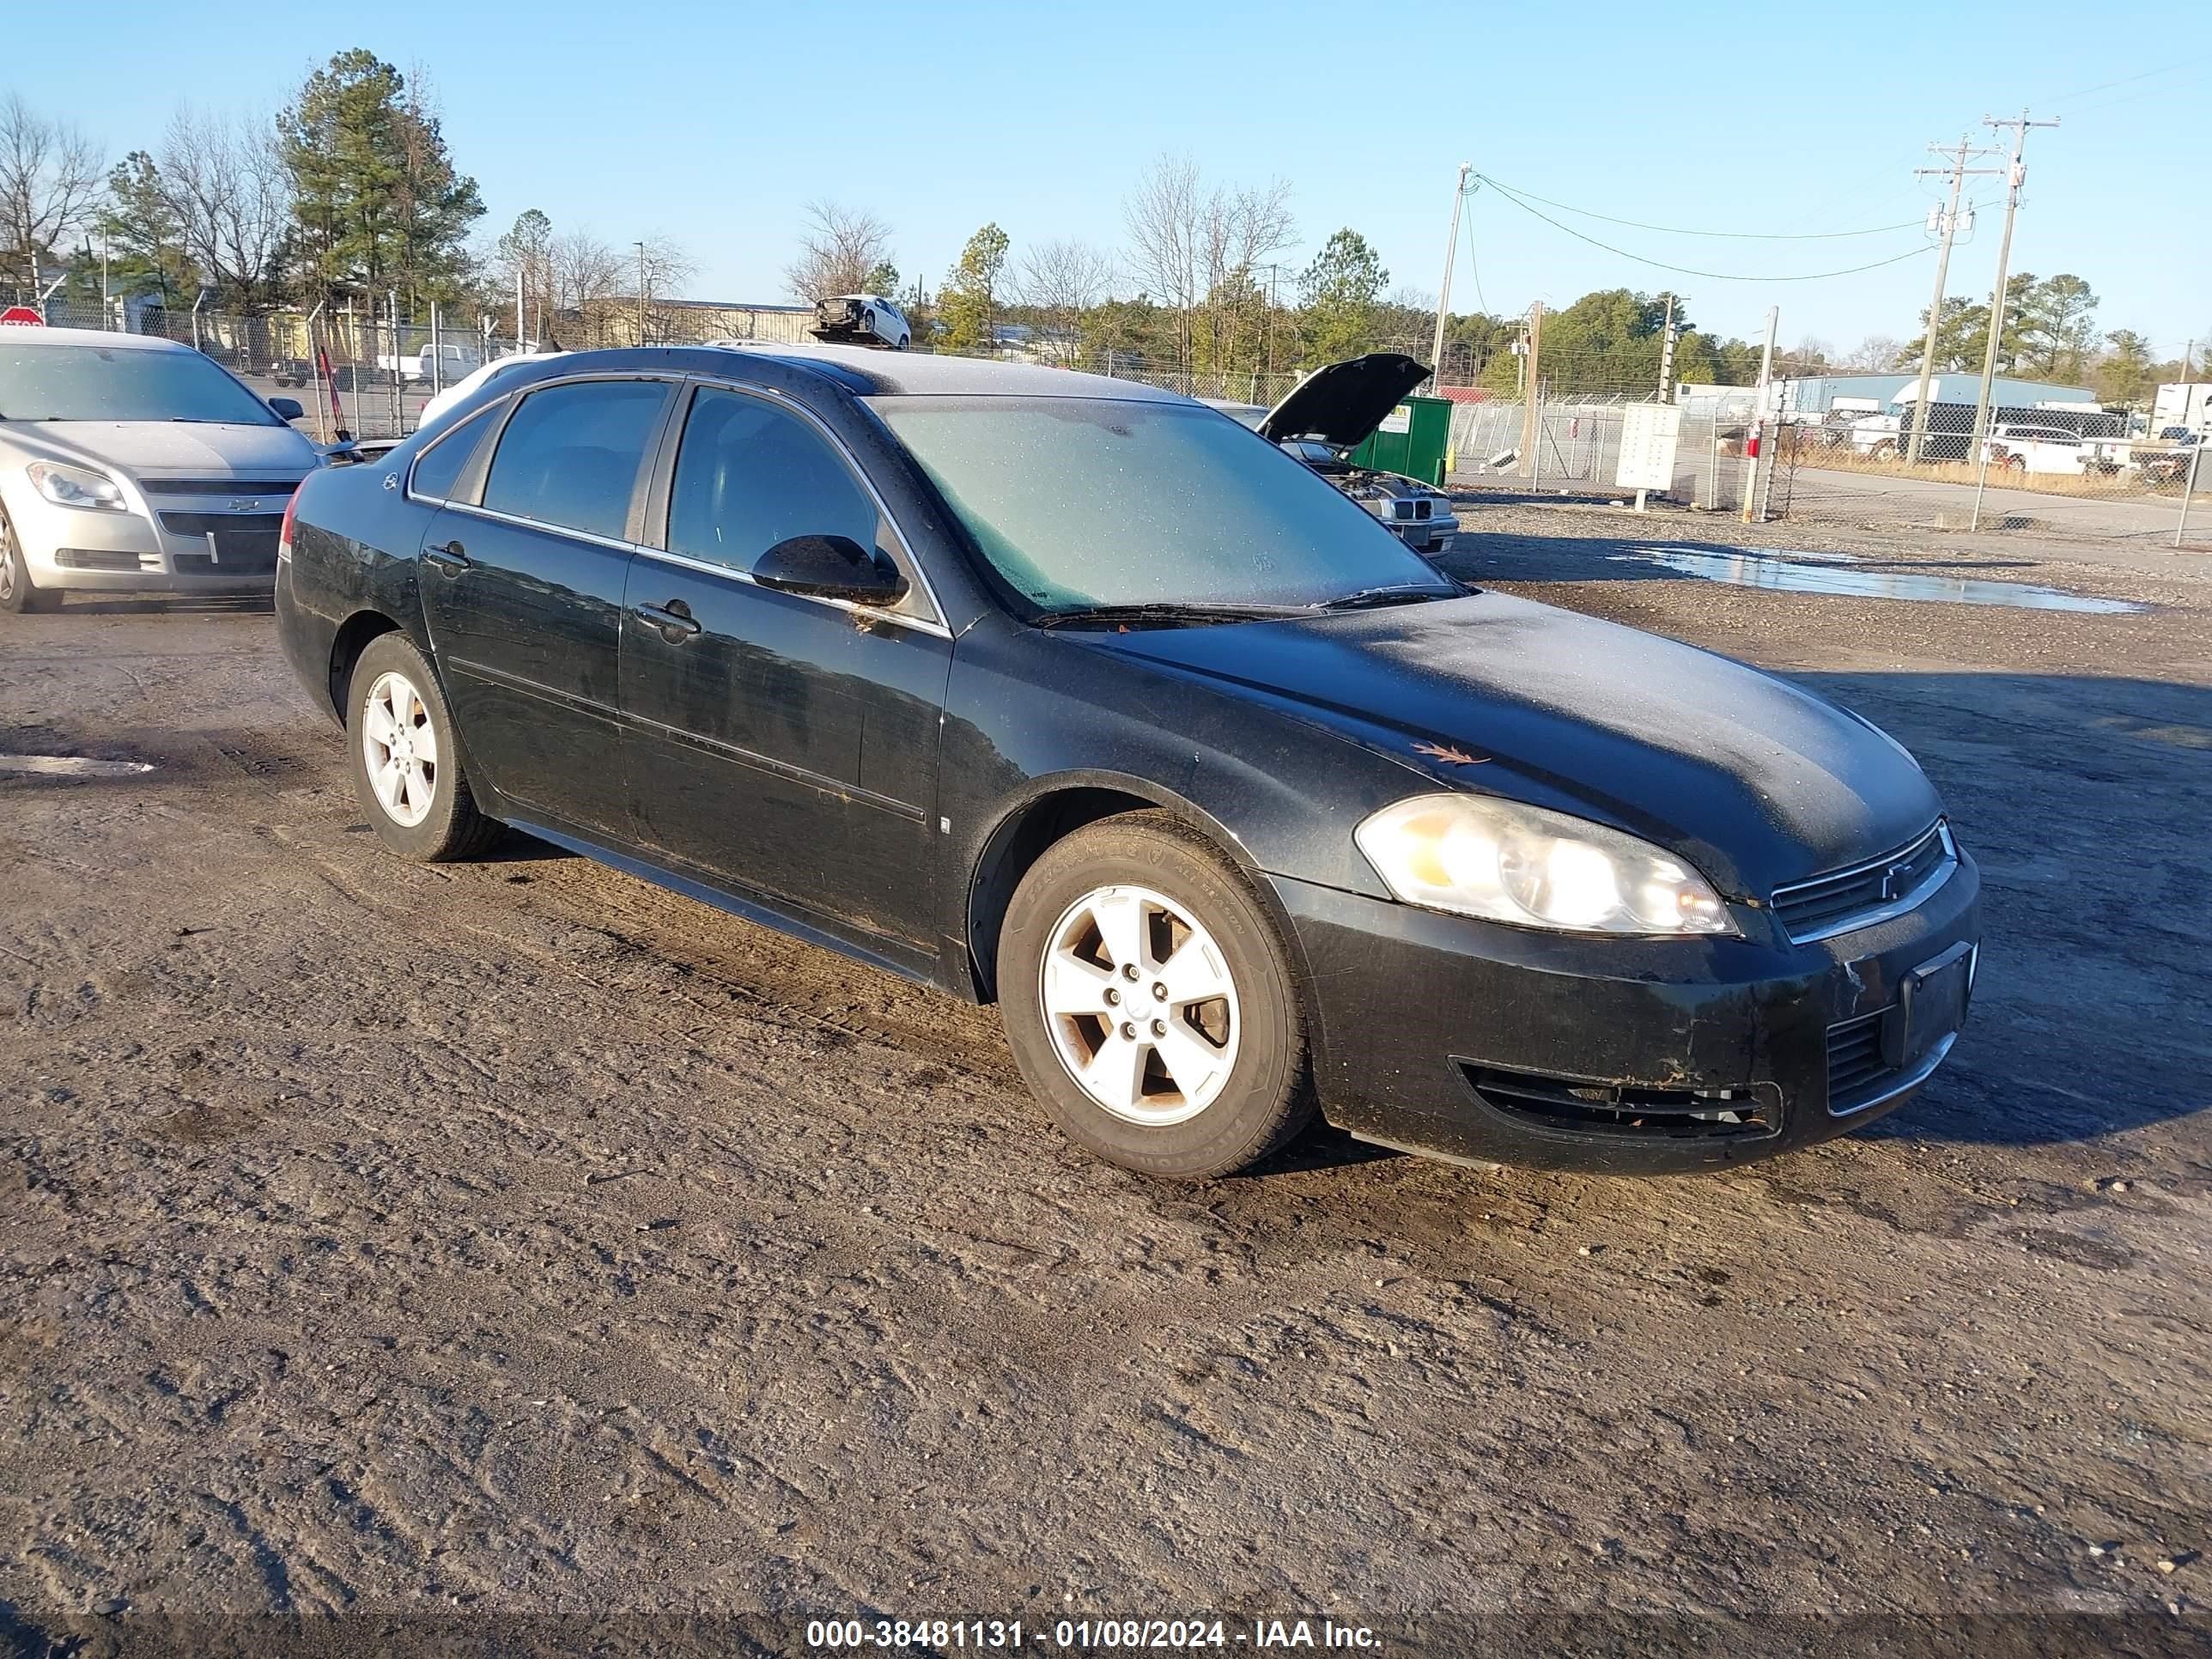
[1446,398,1759,515]
[21,295,2210,544]
[1444,390,2210,546]
[1767,401,2209,544]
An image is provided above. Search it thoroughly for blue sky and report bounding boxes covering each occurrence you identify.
[27,1,2212,358]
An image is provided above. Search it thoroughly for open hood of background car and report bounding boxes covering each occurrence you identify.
[1257,352,1431,447]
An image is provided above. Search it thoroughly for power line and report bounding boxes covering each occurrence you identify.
[1475,177,1935,283]
[1463,183,1488,316]
[1471,173,1923,240]
[2032,53,2212,108]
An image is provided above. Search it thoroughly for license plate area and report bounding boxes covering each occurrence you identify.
[1881,941,1975,1070]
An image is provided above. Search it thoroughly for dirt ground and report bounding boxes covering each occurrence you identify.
[2,502,2209,1658]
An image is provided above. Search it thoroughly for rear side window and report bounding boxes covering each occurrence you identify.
[666,387,877,572]
[408,406,495,501]
[481,380,669,541]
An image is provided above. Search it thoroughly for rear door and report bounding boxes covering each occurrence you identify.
[620,381,951,946]
[417,375,674,836]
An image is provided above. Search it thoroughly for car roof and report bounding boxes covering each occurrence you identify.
[0,325,192,352]
[543,342,1191,403]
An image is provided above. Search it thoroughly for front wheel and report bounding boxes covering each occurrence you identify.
[345,632,503,861]
[0,507,59,614]
[997,811,1313,1178]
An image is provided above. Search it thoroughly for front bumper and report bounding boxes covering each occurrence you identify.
[1275,851,1981,1174]
[1376,507,1460,548]
[12,492,283,595]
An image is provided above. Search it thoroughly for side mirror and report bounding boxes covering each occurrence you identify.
[753,534,908,605]
[269,396,306,422]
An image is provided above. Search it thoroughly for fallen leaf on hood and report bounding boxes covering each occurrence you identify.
[1413,740,1490,766]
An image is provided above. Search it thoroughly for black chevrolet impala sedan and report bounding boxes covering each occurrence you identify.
[274,344,1979,1178]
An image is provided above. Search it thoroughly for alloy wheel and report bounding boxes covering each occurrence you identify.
[1038,884,1241,1127]
[360,670,440,828]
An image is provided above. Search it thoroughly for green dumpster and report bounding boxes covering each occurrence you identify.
[1350,394,1451,486]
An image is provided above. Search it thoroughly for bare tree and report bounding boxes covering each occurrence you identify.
[784,201,895,303]
[0,93,102,299]
[1121,154,1294,376]
[1844,333,1905,370]
[1016,238,1115,365]
[550,229,623,345]
[155,106,287,306]
[633,233,697,344]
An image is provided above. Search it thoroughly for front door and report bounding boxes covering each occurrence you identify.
[621,384,950,947]
[418,376,672,836]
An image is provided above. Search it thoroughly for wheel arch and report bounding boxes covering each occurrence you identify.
[327,608,405,723]
[963,771,1305,1005]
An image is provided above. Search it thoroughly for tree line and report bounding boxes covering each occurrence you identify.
[2,60,681,335]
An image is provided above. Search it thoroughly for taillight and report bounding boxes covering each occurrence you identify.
[278,488,301,562]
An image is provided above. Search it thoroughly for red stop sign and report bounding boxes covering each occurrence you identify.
[0,306,44,325]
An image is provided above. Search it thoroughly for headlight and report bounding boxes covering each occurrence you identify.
[27,461,128,512]
[1355,793,1738,936]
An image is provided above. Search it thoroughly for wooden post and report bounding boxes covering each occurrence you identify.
[1518,302,1543,478]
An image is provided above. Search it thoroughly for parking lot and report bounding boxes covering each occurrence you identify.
[2,505,2209,1655]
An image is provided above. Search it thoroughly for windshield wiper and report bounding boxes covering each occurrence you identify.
[1316,582,1462,611]
[1030,600,1313,630]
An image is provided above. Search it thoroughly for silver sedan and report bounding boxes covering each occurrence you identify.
[0,327,324,612]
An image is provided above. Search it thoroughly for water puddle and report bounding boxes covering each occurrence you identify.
[0,754,156,778]
[1613,547,2143,613]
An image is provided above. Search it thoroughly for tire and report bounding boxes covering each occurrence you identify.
[996,811,1314,1178]
[0,507,59,614]
[344,633,503,861]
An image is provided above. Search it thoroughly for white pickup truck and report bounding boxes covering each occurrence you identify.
[372,341,483,385]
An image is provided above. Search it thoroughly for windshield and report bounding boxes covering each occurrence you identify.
[0,343,280,425]
[872,396,1449,612]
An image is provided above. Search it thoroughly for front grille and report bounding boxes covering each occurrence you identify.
[173,533,280,574]
[54,549,149,572]
[1771,821,1954,944]
[158,511,287,538]
[1413,498,1432,520]
[1825,1011,1905,1115]
[142,479,302,498]
[1392,501,1414,520]
[1462,1065,1777,1140]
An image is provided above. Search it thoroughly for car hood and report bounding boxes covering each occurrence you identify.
[1257,352,1431,447]
[1091,591,1943,897]
[3,420,319,478]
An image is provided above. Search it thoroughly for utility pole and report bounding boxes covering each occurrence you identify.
[1969,109,2059,462]
[1742,305,1779,522]
[1430,162,1473,383]
[1908,134,2002,463]
[1518,301,1543,478]
[635,240,649,346]
[1656,292,1678,402]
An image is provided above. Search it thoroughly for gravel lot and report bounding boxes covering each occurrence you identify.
[2,501,2208,1657]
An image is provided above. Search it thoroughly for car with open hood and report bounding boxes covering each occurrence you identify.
[274,343,1978,1181]
[1216,352,1458,552]
[1,327,325,611]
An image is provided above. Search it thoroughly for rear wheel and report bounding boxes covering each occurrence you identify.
[0,507,59,614]
[345,633,502,861]
[997,811,1313,1178]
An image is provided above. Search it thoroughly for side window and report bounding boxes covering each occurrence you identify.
[408,405,495,501]
[481,380,669,541]
[667,388,878,574]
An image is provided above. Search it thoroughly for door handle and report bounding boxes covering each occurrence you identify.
[636,600,702,640]
[424,540,469,572]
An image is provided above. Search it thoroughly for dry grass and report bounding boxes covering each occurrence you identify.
[1791,446,2209,502]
